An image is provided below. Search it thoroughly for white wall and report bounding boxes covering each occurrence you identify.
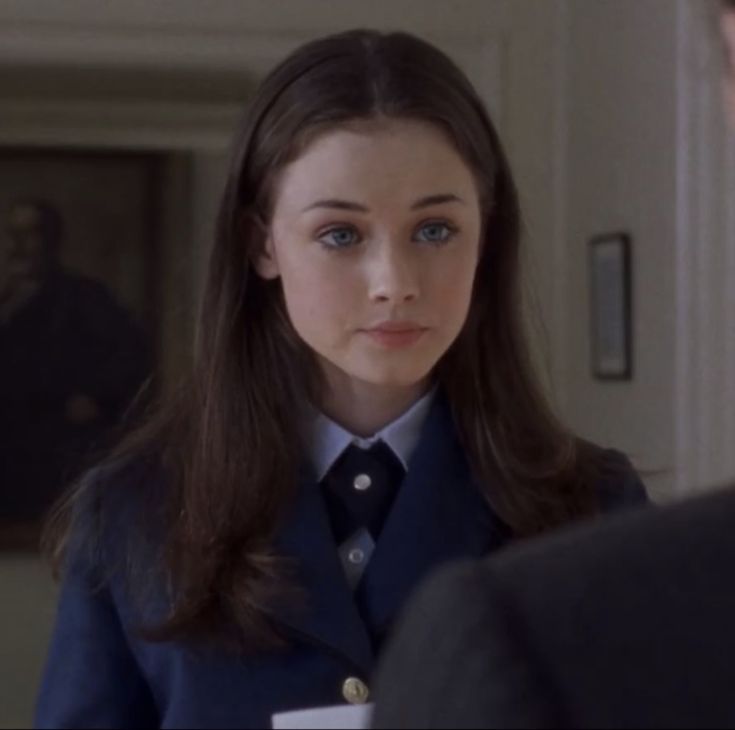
[560,0,680,499]
[669,1,735,495]
[560,0,735,500]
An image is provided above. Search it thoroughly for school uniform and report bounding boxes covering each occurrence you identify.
[35,390,647,729]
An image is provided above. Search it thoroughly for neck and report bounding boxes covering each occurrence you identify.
[319,366,432,437]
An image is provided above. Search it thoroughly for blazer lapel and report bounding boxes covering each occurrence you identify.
[270,470,375,676]
[355,394,509,640]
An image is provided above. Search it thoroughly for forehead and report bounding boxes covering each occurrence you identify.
[273,118,478,210]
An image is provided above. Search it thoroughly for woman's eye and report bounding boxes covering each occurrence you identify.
[318,226,360,249]
[415,222,456,245]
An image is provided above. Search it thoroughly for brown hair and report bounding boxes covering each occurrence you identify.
[45,29,607,651]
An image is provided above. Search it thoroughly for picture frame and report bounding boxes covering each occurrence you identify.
[0,147,162,551]
[589,232,633,381]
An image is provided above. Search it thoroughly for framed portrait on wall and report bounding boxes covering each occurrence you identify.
[589,232,633,381]
[0,148,164,550]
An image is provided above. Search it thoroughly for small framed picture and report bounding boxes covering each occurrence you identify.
[589,232,633,381]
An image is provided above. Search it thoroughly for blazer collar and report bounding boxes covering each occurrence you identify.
[269,392,507,674]
[355,393,506,639]
[270,469,376,676]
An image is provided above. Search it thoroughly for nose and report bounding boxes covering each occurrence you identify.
[367,238,420,305]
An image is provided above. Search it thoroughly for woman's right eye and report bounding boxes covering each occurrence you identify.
[317,226,361,250]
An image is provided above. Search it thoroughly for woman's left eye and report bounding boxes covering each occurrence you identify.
[414,222,457,245]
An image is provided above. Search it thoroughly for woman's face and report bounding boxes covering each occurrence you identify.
[724,10,735,126]
[256,118,483,395]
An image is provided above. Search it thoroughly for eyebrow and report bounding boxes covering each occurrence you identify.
[301,193,466,213]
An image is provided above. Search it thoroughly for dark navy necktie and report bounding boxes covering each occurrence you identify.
[321,440,406,545]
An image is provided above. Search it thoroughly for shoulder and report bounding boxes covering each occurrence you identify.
[383,487,735,657]
[489,484,735,605]
[66,455,168,580]
[374,559,559,728]
[50,271,108,303]
[576,440,649,513]
[375,488,735,728]
[56,270,112,296]
[80,455,166,520]
[53,271,135,322]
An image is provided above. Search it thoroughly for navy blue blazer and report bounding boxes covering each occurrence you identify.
[35,396,647,729]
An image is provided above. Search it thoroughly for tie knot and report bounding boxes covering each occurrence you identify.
[322,440,406,543]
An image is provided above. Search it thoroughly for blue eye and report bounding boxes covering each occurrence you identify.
[415,222,456,245]
[318,226,360,249]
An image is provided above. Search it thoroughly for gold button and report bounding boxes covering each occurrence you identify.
[342,677,370,705]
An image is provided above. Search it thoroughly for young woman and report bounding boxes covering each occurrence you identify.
[36,29,647,729]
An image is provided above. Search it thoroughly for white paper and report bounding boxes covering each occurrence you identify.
[272,703,374,730]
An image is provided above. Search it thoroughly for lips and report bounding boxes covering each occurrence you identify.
[360,321,429,349]
[366,321,425,333]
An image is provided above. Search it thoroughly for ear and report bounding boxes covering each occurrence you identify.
[247,210,281,280]
[253,233,280,280]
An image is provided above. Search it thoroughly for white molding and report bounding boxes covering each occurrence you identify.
[0,99,241,152]
[0,29,506,153]
[0,0,535,41]
[0,21,303,77]
[674,0,735,494]
[693,66,714,489]
[0,1,530,79]
[674,0,698,495]
[723,132,735,475]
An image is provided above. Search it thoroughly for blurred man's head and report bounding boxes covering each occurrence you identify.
[1,200,62,285]
[723,0,735,125]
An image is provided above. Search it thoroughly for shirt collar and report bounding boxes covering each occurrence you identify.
[309,387,437,482]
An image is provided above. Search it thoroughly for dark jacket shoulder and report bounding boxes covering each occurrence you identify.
[577,440,649,511]
[374,487,735,728]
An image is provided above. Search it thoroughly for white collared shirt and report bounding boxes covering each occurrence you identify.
[309,387,436,482]
[307,387,437,590]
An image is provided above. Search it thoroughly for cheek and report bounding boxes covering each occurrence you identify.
[278,254,361,343]
[429,248,478,322]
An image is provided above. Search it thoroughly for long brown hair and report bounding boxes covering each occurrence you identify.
[45,29,604,650]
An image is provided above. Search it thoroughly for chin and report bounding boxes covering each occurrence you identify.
[350,363,436,390]
[316,344,441,392]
